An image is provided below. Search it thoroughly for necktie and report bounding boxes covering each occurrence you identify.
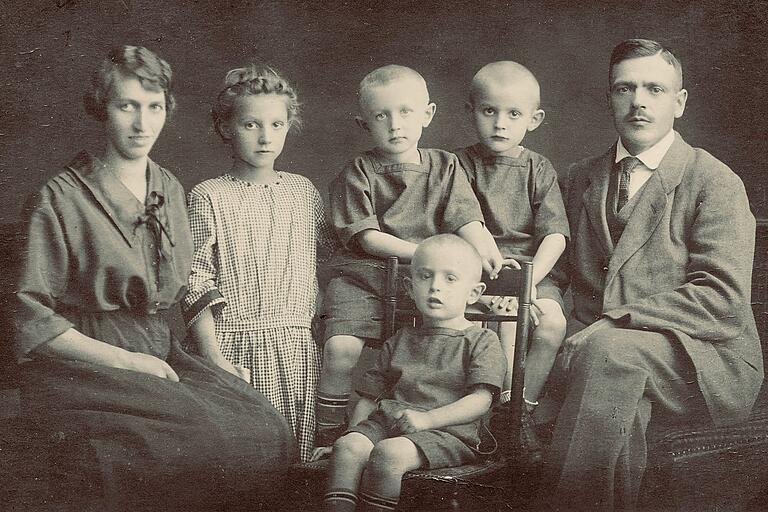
[617,156,639,212]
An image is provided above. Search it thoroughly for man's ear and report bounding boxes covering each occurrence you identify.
[422,103,437,128]
[528,109,545,132]
[466,282,487,305]
[355,116,369,132]
[674,88,688,119]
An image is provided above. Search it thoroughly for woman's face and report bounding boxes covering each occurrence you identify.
[104,74,167,162]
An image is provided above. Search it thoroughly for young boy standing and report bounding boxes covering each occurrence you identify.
[323,234,505,512]
[455,61,569,439]
[316,65,502,447]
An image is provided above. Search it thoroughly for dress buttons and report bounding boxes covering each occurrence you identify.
[602,265,609,272]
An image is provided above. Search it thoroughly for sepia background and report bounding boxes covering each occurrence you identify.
[1,0,767,223]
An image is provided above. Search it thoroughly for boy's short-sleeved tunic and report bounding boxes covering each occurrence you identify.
[12,152,296,510]
[454,144,569,258]
[349,325,505,468]
[321,148,485,342]
[455,144,569,307]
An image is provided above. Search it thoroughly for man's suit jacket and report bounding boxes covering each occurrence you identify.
[563,132,763,425]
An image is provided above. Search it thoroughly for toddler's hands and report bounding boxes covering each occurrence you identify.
[310,446,333,462]
[393,409,432,434]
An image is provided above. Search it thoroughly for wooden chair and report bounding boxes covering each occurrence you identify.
[291,256,537,511]
[384,255,538,511]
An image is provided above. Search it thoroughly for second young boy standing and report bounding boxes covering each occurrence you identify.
[316,65,502,447]
[455,61,569,433]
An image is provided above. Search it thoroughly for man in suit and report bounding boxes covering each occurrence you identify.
[543,39,763,510]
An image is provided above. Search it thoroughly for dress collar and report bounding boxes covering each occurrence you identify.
[65,151,172,247]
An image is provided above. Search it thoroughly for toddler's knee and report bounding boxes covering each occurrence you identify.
[323,335,364,370]
[366,441,410,477]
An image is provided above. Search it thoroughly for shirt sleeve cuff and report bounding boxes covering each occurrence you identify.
[338,217,382,248]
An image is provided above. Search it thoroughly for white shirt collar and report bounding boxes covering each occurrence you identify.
[615,130,675,170]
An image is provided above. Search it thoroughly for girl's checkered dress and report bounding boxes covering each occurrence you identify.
[185,172,336,462]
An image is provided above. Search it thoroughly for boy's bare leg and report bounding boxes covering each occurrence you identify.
[317,335,366,446]
[359,437,425,511]
[324,433,375,512]
[523,299,566,405]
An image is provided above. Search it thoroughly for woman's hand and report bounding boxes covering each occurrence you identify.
[118,351,180,382]
[310,446,333,462]
[207,354,251,383]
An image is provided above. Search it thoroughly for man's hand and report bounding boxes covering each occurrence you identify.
[393,409,432,434]
[561,318,615,370]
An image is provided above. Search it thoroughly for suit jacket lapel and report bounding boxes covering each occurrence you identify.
[605,132,691,285]
[581,149,614,259]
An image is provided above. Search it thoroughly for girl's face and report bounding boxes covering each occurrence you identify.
[226,94,289,172]
[104,74,167,162]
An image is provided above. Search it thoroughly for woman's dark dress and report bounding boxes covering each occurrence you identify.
[12,152,296,511]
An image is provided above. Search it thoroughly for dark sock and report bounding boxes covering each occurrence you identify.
[316,392,350,446]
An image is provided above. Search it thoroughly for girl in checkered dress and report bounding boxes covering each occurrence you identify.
[184,65,336,462]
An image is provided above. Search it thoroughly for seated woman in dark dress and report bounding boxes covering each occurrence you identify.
[12,46,296,511]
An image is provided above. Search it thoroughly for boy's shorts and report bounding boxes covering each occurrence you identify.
[498,254,565,312]
[533,275,566,312]
[347,405,480,469]
[319,255,414,347]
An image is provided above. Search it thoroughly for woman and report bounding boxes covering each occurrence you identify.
[12,46,295,511]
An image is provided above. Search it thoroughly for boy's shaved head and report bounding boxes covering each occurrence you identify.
[413,234,483,282]
[470,61,540,108]
[358,64,430,110]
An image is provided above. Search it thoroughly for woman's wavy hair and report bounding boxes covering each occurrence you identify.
[83,45,175,122]
[212,65,301,141]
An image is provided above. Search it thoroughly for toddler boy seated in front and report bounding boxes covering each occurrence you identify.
[316,65,502,447]
[455,61,569,452]
[322,234,505,511]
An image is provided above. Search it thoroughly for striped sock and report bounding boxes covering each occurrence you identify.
[359,490,398,511]
[316,392,350,445]
[323,487,358,512]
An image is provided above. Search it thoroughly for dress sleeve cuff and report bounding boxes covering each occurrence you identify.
[183,289,226,327]
[14,314,74,361]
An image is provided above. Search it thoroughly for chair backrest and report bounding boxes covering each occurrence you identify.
[382,255,534,460]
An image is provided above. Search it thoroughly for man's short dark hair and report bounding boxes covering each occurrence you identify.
[609,38,683,89]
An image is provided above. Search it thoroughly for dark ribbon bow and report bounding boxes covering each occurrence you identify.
[135,191,171,289]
